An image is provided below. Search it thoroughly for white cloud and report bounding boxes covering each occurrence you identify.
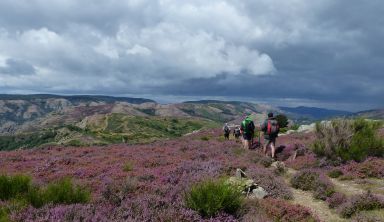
[126,44,152,56]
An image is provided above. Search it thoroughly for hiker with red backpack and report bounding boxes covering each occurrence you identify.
[240,115,255,149]
[261,112,279,159]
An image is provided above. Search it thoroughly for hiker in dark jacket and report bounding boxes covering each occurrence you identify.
[260,112,279,159]
[240,116,255,149]
[223,123,230,140]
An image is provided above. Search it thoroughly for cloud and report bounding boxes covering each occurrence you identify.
[0,0,383,110]
[0,58,35,75]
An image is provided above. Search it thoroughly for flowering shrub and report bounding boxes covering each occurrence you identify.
[0,128,326,221]
[340,157,384,179]
[313,174,335,200]
[247,167,293,200]
[338,192,384,218]
[259,156,273,168]
[285,154,318,170]
[291,170,335,200]
[260,198,319,222]
[326,192,347,209]
[238,199,272,222]
[184,179,243,218]
[275,144,308,162]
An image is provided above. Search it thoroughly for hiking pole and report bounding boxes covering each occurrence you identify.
[258,130,261,148]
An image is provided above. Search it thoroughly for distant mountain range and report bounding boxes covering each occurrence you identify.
[279,106,352,120]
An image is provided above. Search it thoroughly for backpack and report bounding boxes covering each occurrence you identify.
[242,119,255,134]
[267,119,279,135]
[224,125,230,133]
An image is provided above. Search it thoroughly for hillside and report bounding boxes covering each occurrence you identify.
[0,114,218,151]
[0,94,154,134]
[4,94,382,151]
[354,109,384,120]
[0,95,278,150]
[0,96,276,135]
[1,128,383,221]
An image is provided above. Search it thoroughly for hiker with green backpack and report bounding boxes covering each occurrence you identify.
[240,115,255,149]
[260,112,280,159]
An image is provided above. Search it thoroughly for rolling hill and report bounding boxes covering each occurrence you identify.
[354,109,384,120]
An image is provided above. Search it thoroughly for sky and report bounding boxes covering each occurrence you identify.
[0,0,383,111]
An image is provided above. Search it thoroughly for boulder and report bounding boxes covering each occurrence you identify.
[251,187,268,199]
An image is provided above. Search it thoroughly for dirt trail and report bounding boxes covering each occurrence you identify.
[330,178,365,196]
[290,188,347,222]
[284,168,347,222]
[331,178,384,197]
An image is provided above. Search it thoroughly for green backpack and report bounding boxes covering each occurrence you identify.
[241,117,255,134]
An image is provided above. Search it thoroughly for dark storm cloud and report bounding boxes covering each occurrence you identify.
[0,58,35,75]
[0,0,383,110]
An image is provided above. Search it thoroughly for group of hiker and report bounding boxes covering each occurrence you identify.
[223,112,279,159]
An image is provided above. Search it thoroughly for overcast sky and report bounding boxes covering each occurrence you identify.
[0,0,383,111]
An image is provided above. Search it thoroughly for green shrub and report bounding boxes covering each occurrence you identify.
[123,161,133,172]
[259,156,273,168]
[0,175,90,208]
[26,185,45,208]
[291,170,319,191]
[273,162,286,175]
[233,147,245,157]
[0,175,31,200]
[0,207,9,222]
[43,178,90,205]
[279,127,288,134]
[328,169,343,178]
[276,114,289,128]
[312,119,384,162]
[347,119,384,161]
[291,124,300,131]
[67,139,84,147]
[185,179,243,217]
[200,136,210,141]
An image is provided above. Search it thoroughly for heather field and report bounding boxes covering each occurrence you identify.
[1,127,384,221]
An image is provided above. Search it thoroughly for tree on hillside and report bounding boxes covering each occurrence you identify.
[276,114,289,128]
